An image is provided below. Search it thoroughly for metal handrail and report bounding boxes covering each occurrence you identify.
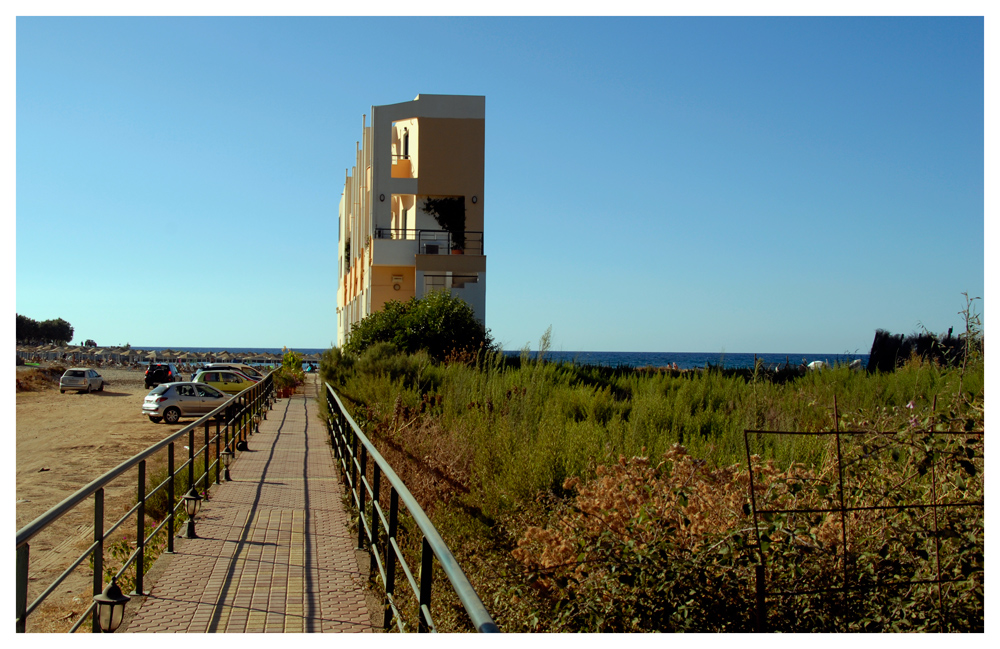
[324,383,498,633]
[15,373,275,633]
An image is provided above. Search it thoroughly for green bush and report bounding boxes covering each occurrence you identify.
[344,292,494,361]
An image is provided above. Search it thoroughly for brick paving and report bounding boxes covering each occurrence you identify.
[125,376,373,633]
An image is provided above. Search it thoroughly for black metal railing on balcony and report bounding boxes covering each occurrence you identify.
[373,228,483,255]
[324,384,499,633]
[15,374,275,633]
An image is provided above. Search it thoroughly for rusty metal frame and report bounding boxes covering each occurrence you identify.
[744,399,983,632]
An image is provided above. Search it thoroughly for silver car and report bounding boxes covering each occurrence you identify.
[142,382,231,424]
[59,368,106,394]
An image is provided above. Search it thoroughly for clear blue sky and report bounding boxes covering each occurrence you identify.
[13,16,985,353]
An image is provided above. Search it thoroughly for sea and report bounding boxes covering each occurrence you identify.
[137,346,867,371]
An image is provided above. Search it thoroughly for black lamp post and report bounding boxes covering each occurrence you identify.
[220,449,233,481]
[180,487,202,539]
[93,579,130,632]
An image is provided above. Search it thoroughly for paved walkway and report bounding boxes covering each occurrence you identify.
[125,376,373,633]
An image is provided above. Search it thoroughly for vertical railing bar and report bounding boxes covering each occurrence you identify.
[371,465,381,579]
[91,489,104,633]
[204,420,210,493]
[16,544,29,633]
[134,460,146,595]
[215,417,221,485]
[188,430,195,490]
[358,445,368,550]
[419,537,433,633]
[384,488,399,630]
[167,442,175,552]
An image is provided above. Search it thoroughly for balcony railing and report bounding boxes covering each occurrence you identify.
[374,228,483,255]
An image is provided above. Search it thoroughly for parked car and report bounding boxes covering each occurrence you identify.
[199,363,264,381]
[142,382,231,424]
[192,369,257,395]
[145,363,184,389]
[59,368,106,394]
[192,366,260,386]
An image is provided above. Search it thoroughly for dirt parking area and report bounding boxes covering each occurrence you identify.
[15,366,195,632]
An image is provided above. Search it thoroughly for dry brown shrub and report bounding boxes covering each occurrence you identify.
[16,366,65,392]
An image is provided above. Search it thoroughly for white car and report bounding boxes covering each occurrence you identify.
[59,368,106,394]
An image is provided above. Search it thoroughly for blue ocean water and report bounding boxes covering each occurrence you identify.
[137,346,866,371]
[504,351,868,371]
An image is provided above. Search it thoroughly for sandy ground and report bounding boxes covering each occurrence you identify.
[15,366,195,632]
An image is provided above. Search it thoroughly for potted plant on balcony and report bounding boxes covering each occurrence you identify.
[421,197,466,252]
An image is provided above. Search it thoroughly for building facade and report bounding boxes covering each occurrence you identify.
[337,94,486,347]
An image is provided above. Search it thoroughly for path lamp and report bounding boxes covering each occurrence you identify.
[180,487,203,539]
[93,579,130,632]
[220,449,233,481]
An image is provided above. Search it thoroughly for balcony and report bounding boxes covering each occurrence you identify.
[375,228,483,256]
[391,154,413,179]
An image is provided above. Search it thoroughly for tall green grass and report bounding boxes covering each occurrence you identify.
[324,344,982,523]
[320,342,983,631]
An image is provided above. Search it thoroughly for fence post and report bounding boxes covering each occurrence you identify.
[92,489,104,633]
[371,466,381,579]
[755,563,766,632]
[357,446,368,550]
[167,443,175,553]
[16,544,29,632]
[384,489,398,630]
[215,419,221,485]
[204,421,211,493]
[418,537,433,632]
[134,460,146,595]
[188,430,195,488]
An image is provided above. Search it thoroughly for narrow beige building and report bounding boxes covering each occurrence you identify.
[337,94,486,347]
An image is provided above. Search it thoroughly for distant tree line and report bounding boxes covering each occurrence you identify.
[16,314,75,345]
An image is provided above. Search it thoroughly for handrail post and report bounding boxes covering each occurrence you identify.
[370,466,380,578]
[92,489,104,633]
[419,537,433,633]
[188,430,195,489]
[215,419,222,484]
[357,445,368,550]
[384,489,398,630]
[167,442,175,553]
[204,421,210,492]
[16,544,29,632]
[215,418,221,484]
[134,460,146,595]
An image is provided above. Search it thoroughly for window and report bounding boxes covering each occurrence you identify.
[424,274,447,294]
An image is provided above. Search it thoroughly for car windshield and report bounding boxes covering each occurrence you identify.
[66,370,86,378]
[149,385,170,395]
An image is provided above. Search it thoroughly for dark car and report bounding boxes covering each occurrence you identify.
[145,362,184,389]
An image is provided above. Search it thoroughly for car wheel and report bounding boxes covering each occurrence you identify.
[163,407,181,424]
[98,382,104,392]
[145,383,152,389]
[86,384,93,394]
[60,389,65,394]
[148,416,162,423]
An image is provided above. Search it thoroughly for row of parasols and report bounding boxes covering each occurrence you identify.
[16,344,323,365]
